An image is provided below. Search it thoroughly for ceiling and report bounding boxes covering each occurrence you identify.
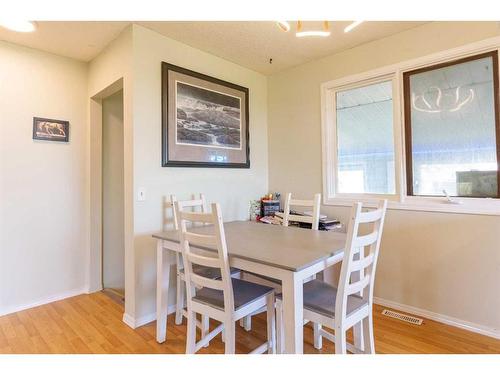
[0,22,129,62]
[0,21,427,75]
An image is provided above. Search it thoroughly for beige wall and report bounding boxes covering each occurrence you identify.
[0,41,88,314]
[268,22,500,333]
[102,90,125,290]
[87,27,136,318]
[131,25,269,320]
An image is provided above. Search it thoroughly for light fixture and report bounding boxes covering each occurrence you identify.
[276,21,331,38]
[277,21,365,38]
[277,21,290,32]
[0,20,37,32]
[344,21,364,33]
[296,21,330,38]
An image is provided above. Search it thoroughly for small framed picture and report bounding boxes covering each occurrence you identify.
[33,117,69,142]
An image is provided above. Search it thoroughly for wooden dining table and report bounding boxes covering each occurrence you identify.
[153,220,346,354]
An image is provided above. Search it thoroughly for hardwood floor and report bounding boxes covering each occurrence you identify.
[0,292,499,354]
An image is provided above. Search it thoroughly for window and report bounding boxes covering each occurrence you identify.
[322,45,500,214]
[335,80,396,195]
[403,52,500,198]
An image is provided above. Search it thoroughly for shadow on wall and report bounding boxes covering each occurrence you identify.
[134,233,176,320]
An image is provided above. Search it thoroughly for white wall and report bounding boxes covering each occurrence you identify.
[87,26,135,317]
[131,25,269,320]
[102,90,125,290]
[0,41,88,314]
[268,22,500,335]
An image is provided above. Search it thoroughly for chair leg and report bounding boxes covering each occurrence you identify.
[266,293,275,354]
[313,323,322,350]
[275,299,284,354]
[335,326,347,354]
[242,315,252,331]
[224,320,235,354]
[362,312,375,354]
[185,310,197,354]
[201,315,210,348]
[175,274,184,325]
[353,321,364,352]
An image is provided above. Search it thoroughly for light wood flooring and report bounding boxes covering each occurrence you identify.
[1,292,499,354]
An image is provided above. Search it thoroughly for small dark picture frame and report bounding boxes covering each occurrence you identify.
[33,117,69,142]
[162,62,250,168]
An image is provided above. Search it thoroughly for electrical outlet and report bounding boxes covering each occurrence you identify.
[138,188,146,202]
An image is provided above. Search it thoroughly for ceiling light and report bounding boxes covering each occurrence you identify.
[277,21,290,32]
[296,30,331,38]
[295,21,330,38]
[344,21,364,33]
[0,20,37,32]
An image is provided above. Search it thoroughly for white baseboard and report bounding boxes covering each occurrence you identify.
[0,288,87,317]
[374,297,500,340]
[122,304,176,329]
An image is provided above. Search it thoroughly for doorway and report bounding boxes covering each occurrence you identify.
[101,89,125,302]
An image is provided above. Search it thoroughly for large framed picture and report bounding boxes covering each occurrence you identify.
[161,62,250,168]
[32,117,69,142]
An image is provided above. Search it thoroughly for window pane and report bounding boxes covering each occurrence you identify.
[407,55,498,197]
[336,80,395,194]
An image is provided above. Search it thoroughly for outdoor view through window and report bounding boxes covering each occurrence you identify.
[336,80,395,194]
[405,53,499,198]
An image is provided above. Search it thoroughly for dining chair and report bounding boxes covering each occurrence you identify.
[275,200,388,354]
[167,194,239,333]
[278,192,322,230]
[240,192,322,332]
[174,201,275,354]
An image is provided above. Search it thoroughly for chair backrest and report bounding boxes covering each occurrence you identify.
[174,201,235,314]
[282,193,321,230]
[335,200,388,322]
[167,193,208,230]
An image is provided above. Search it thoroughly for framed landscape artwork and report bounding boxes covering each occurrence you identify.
[161,62,250,168]
[32,117,69,142]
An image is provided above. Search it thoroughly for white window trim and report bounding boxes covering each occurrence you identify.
[321,35,500,216]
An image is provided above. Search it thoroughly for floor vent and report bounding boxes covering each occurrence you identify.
[381,309,423,325]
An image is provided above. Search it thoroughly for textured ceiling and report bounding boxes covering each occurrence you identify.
[0,21,129,62]
[139,21,427,75]
[0,21,427,75]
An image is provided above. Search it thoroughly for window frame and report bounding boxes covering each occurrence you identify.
[322,72,402,203]
[321,37,500,215]
[402,50,500,199]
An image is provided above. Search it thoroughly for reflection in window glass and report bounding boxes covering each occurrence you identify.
[406,54,499,197]
[336,80,395,194]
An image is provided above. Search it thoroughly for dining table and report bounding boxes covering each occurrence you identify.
[153,220,346,354]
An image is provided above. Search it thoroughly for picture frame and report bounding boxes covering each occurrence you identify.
[32,117,69,142]
[161,62,250,168]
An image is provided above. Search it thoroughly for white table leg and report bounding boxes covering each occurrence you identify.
[156,240,171,343]
[281,272,303,354]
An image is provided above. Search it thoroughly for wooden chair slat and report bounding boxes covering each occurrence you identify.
[184,232,217,248]
[358,208,384,224]
[186,251,220,269]
[353,230,379,247]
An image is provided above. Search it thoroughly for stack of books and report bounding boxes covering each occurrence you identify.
[274,210,341,231]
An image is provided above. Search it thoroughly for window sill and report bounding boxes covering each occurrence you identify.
[324,196,500,216]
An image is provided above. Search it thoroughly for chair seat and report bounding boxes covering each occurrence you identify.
[180,265,240,280]
[277,279,367,318]
[193,278,273,312]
